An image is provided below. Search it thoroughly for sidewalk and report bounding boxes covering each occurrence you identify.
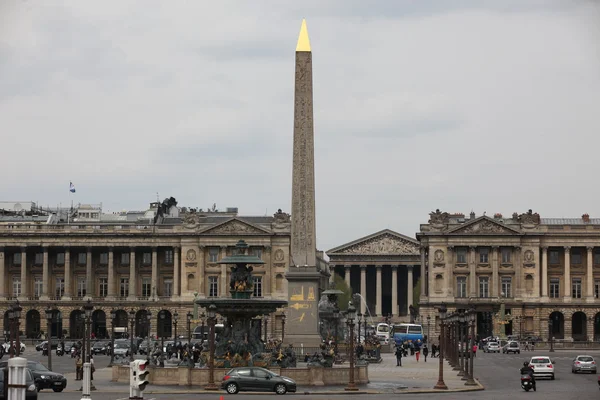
[61,354,483,395]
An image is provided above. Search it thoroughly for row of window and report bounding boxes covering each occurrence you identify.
[453,248,600,265]
[10,275,265,299]
[455,276,600,299]
[9,248,264,266]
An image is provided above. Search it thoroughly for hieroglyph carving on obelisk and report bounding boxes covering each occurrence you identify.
[291,19,317,268]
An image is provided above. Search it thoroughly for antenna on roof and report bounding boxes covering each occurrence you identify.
[156,192,160,202]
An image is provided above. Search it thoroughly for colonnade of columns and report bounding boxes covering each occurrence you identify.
[331,264,417,317]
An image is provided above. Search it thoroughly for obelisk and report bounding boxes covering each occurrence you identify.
[286,19,323,346]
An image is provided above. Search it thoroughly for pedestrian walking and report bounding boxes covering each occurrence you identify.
[531,341,535,351]
[75,355,83,380]
[415,340,421,362]
[431,343,437,358]
[422,345,429,362]
[395,346,403,366]
[90,355,95,381]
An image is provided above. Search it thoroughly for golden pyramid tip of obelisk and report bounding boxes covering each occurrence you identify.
[296,19,311,52]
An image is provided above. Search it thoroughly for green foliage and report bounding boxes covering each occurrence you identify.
[333,274,353,311]
[413,277,421,312]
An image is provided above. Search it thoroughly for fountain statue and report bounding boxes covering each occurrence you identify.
[196,240,288,368]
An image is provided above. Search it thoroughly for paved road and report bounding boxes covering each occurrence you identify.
[30,349,600,400]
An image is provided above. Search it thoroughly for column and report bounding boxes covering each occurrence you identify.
[220,246,227,297]
[541,247,548,298]
[492,246,499,297]
[420,247,427,297]
[468,246,477,297]
[107,247,115,299]
[564,246,571,299]
[264,246,272,295]
[446,246,454,296]
[20,246,28,299]
[173,247,180,297]
[128,248,136,300]
[86,247,92,299]
[587,246,594,300]
[407,265,413,311]
[198,246,205,296]
[344,265,351,289]
[515,246,522,297]
[63,247,71,299]
[151,247,158,299]
[41,246,49,300]
[375,265,382,316]
[360,265,367,315]
[0,247,4,299]
[391,265,398,316]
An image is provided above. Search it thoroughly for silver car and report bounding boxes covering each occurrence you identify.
[485,342,500,353]
[572,355,596,374]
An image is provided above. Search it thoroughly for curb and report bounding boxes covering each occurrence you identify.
[62,380,484,395]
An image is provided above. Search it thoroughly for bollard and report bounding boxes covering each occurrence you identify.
[80,362,91,400]
[8,356,27,400]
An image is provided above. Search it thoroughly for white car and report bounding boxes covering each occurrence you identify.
[529,356,555,380]
[484,342,500,353]
[2,341,26,354]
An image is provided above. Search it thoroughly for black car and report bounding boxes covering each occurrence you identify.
[0,368,38,400]
[35,341,58,351]
[0,361,67,392]
[221,367,297,395]
[92,341,109,355]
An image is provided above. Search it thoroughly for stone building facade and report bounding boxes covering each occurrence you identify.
[0,204,291,340]
[327,230,421,320]
[418,210,600,342]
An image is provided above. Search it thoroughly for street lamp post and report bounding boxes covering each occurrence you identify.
[8,305,14,358]
[159,311,166,367]
[263,315,268,342]
[109,309,116,366]
[204,304,218,391]
[458,311,466,378]
[129,309,135,362]
[465,308,477,386]
[345,303,358,391]
[281,312,286,341]
[200,312,206,344]
[173,311,179,342]
[82,299,95,391]
[357,313,362,343]
[45,307,53,371]
[186,312,192,345]
[427,316,431,343]
[146,311,152,362]
[434,303,448,390]
[549,318,555,352]
[13,301,22,357]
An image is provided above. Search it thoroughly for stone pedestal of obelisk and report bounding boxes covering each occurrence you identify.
[285,19,325,347]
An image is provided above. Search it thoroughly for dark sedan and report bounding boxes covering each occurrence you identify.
[221,367,296,395]
[0,361,67,392]
[0,368,38,400]
[92,341,109,355]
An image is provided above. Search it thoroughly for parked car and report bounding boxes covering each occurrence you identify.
[484,342,500,353]
[138,340,158,355]
[529,356,555,380]
[35,340,59,351]
[572,355,596,374]
[524,336,542,343]
[92,341,109,355]
[502,341,520,354]
[0,360,67,392]
[1,342,26,354]
[112,342,131,358]
[0,367,38,400]
[221,367,297,395]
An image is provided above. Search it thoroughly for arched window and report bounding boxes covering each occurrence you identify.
[187,274,195,291]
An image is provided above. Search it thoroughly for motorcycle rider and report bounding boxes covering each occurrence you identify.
[520,361,536,391]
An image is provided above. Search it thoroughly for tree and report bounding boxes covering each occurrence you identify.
[413,277,421,313]
[333,274,353,311]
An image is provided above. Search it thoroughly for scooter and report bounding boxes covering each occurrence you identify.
[521,374,533,392]
[71,347,77,358]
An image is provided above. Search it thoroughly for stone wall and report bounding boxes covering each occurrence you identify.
[112,365,369,386]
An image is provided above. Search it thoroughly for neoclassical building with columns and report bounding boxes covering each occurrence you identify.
[419,210,600,342]
[327,230,421,319]
[0,201,291,340]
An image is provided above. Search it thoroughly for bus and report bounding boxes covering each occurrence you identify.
[392,323,424,345]
[375,323,391,344]
[193,323,224,341]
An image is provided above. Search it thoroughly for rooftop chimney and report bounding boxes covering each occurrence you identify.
[582,213,590,223]
[470,211,476,220]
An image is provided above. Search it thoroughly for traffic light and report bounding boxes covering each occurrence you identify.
[129,360,150,398]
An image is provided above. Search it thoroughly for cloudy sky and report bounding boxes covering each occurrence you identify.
[1,1,599,252]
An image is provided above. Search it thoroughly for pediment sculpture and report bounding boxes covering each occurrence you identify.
[429,209,450,225]
[183,212,201,227]
[454,220,514,234]
[340,234,419,255]
[518,209,541,225]
[204,220,266,235]
[273,209,291,223]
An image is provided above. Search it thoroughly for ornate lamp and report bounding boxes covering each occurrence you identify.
[109,309,117,365]
[434,303,448,390]
[345,303,358,391]
[83,299,94,363]
[45,307,53,371]
[173,311,179,341]
[145,310,152,362]
[128,309,136,362]
[205,304,218,390]
[186,311,192,344]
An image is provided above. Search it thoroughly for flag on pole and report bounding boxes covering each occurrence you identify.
[69,182,76,193]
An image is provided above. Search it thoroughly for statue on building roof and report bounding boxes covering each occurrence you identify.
[429,209,450,224]
[518,209,541,225]
[273,209,291,223]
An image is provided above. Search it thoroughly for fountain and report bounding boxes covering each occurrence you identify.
[195,240,288,368]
